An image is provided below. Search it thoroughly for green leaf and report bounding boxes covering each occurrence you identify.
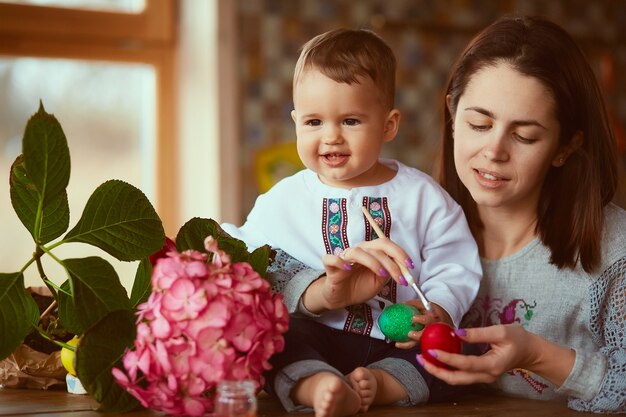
[10,155,70,244]
[176,217,249,262]
[0,272,39,360]
[129,259,152,308]
[175,217,223,252]
[57,257,131,335]
[76,310,141,413]
[22,102,71,207]
[217,236,251,263]
[64,180,164,261]
[176,217,274,276]
[248,245,272,278]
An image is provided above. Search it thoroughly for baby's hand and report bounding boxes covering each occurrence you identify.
[394,313,435,349]
[395,301,452,349]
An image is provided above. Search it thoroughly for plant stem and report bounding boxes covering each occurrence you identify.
[37,244,72,296]
[38,244,63,266]
[34,246,48,282]
[45,239,66,252]
[37,327,76,351]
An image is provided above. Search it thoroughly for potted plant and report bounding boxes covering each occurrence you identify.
[0,103,285,413]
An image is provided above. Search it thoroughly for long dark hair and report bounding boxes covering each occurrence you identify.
[435,15,619,272]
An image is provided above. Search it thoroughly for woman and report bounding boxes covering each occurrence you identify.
[268,15,625,413]
[418,15,625,412]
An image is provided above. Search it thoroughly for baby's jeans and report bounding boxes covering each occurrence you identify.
[263,316,463,412]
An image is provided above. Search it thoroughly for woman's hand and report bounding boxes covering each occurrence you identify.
[417,324,575,387]
[302,238,413,312]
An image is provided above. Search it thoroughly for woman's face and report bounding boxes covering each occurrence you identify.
[451,63,565,214]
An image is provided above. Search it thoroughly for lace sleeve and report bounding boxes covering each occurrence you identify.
[266,249,309,294]
[266,249,324,314]
[568,256,626,412]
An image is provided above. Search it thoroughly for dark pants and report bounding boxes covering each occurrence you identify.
[264,317,463,403]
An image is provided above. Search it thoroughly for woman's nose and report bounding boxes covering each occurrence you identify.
[481,130,509,162]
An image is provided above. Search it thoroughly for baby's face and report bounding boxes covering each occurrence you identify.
[292,69,398,188]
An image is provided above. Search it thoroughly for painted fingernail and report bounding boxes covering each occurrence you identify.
[379,267,389,278]
[343,263,352,271]
[416,354,425,366]
[399,275,408,286]
[405,258,414,269]
[454,328,467,337]
[428,349,438,358]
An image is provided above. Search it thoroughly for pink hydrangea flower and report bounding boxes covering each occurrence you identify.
[113,236,289,416]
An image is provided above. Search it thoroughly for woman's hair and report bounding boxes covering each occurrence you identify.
[435,15,619,272]
[293,28,396,110]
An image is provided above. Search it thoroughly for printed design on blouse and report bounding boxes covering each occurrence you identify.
[363,197,396,304]
[464,296,548,393]
[322,198,350,257]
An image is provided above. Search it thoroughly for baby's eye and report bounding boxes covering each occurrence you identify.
[305,119,321,126]
[343,118,360,126]
[468,122,490,132]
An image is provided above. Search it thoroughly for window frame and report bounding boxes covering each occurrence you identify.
[0,1,176,44]
[0,0,179,233]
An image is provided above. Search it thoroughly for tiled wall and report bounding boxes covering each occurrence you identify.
[235,0,626,219]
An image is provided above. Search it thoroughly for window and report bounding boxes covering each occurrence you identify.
[0,0,177,289]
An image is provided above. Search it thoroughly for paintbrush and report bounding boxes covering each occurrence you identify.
[360,206,436,317]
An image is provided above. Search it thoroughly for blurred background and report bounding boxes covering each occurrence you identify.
[1,0,625,290]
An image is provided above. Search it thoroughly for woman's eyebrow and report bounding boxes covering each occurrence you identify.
[464,106,495,118]
[464,106,547,130]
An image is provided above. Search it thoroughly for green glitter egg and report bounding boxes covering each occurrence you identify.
[378,304,424,342]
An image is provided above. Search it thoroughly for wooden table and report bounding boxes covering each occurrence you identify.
[0,387,601,416]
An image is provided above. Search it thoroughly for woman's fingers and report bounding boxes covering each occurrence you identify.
[442,345,511,375]
[454,324,516,344]
[418,349,503,382]
[417,354,498,385]
[427,349,475,370]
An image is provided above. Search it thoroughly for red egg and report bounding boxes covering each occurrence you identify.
[419,323,462,368]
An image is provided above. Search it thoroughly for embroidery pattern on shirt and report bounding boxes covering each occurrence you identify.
[363,197,396,303]
[464,296,547,393]
[322,198,349,256]
[322,197,372,335]
[343,304,374,335]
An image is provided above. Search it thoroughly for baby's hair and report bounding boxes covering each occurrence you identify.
[293,28,396,110]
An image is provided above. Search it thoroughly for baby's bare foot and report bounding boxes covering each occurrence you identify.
[313,373,361,417]
[348,367,377,412]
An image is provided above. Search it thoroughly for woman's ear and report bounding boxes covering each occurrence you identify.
[291,109,297,123]
[446,94,456,135]
[383,109,401,142]
[552,131,584,167]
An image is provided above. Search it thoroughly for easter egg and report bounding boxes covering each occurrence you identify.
[61,336,80,376]
[378,303,423,342]
[420,323,462,368]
